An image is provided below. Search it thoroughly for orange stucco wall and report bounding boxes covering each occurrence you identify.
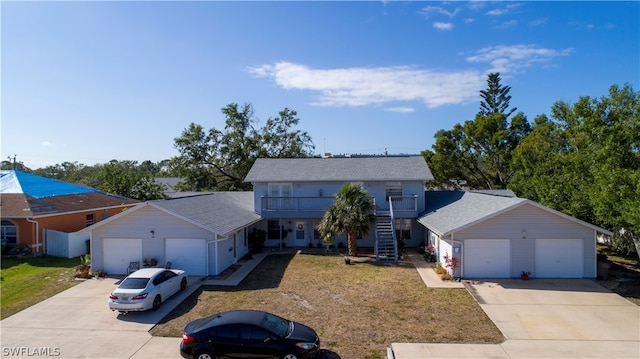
[5,205,135,253]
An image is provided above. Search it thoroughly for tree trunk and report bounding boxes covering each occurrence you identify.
[347,231,358,257]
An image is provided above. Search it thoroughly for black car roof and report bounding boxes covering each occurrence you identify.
[201,310,268,329]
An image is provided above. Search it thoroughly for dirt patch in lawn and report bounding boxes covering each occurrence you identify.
[151,252,503,359]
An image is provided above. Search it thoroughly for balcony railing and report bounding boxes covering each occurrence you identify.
[260,195,418,218]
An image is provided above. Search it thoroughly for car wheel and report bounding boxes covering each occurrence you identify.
[281,354,299,359]
[152,295,161,311]
[194,351,214,359]
[180,277,187,291]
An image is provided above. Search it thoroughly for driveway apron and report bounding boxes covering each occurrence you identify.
[1,276,200,359]
[391,253,640,359]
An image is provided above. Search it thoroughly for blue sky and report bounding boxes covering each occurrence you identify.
[2,1,638,169]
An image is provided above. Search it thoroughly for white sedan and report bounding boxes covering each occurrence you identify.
[109,268,187,314]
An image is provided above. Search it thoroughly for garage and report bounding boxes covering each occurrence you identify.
[103,238,142,275]
[535,238,584,278]
[464,239,511,278]
[165,238,207,276]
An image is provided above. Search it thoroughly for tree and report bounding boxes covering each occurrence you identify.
[479,72,517,119]
[318,183,375,258]
[423,73,530,189]
[98,160,167,200]
[173,103,314,191]
[510,84,640,250]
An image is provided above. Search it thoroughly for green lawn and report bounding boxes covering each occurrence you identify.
[1,256,81,319]
[151,253,504,359]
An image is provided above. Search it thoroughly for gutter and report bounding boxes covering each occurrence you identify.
[25,218,40,254]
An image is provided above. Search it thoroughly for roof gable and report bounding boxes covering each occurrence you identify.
[245,156,433,183]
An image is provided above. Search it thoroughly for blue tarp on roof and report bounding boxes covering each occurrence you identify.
[0,170,100,199]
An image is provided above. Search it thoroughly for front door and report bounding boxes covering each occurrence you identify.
[295,222,307,247]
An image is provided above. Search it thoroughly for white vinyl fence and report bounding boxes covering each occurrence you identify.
[45,229,90,258]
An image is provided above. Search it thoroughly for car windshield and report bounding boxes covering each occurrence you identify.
[261,312,291,337]
[118,277,150,289]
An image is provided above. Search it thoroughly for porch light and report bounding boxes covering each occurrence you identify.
[150,230,155,238]
[521,230,526,238]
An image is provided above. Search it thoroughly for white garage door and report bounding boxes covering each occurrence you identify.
[103,238,142,275]
[165,238,207,276]
[535,239,583,278]
[464,239,511,278]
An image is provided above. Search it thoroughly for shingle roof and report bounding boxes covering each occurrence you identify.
[150,192,261,235]
[0,170,138,217]
[418,191,526,236]
[245,156,433,182]
[418,190,612,236]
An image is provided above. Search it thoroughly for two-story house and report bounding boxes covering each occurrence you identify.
[244,156,433,260]
[87,155,610,279]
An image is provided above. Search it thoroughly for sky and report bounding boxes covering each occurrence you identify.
[2,1,639,169]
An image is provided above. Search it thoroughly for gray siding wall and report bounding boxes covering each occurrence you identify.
[91,205,214,271]
[252,180,425,215]
[453,204,596,278]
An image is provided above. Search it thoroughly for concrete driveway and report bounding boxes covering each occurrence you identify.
[392,278,640,359]
[1,276,195,358]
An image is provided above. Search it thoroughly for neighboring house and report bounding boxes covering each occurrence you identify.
[244,156,434,260]
[418,191,613,279]
[86,192,261,276]
[0,170,138,255]
[154,177,183,198]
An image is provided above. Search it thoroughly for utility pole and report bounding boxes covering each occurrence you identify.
[7,155,17,169]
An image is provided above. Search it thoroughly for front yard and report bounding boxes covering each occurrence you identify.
[1,256,81,319]
[151,252,504,359]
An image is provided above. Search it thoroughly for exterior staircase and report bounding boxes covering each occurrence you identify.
[375,212,397,262]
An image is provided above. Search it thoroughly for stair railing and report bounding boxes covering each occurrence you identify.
[388,197,398,261]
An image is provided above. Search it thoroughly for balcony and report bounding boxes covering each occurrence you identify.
[259,195,418,218]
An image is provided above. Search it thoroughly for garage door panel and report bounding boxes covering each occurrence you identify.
[464,239,511,278]
[103,239,142,275]
[165,238,207,276]
[535,239,583,278]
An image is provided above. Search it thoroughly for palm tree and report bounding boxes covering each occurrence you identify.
[318,183,375,259]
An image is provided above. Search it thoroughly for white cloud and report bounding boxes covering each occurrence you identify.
[529,18,548,27]
[418,5,461,19]
[41,141,52,147]
[496,20,518,29]
[248,62,484,108]
[385,107,416,113]
[433,22,454,30]
[486,8,507,16]
[466,45,573,74]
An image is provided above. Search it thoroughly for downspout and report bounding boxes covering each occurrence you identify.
[26,218,39,255]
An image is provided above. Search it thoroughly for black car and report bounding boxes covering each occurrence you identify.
[180,310,320,359]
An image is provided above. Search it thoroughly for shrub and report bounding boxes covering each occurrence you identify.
[248,228,266,253]
[612,228,640,260]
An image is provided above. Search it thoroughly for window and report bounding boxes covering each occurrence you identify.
[85,214,95,227]
[268,183,293,209]
[268,220,281,240]
[395,219,412,240]
[385,182,402,201]
[313,222,321,240]
[1,220,17,245]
